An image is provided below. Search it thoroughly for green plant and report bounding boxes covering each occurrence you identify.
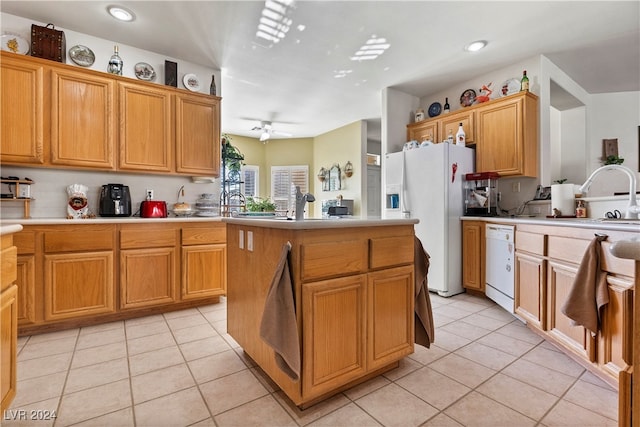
[246,197,277,212]
[553,178,568,184]
[603,155,624,165]
[221,133,244,172]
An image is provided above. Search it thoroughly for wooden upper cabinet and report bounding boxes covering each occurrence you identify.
[475,92,538,177]
[119,81,173,172]
[0,53,44,164]
[407,120,438,143]
[175,93,220,176]
[439,110,475,145]
[50,67,116,169]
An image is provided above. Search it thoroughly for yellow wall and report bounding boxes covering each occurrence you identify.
[313,121,364,217]
[225,134,314,199]
[225,123,363,218]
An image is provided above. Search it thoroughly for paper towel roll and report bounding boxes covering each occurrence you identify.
[551,184,575,216]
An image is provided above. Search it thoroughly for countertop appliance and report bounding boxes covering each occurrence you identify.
[485,224,515,313]
[99,184,131,217]
[383,143,474,296]
[464,172,500,216]
[140,200,168,218]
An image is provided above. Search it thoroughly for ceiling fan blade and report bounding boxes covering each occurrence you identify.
[271,130,292,137]
[251,126,263,131]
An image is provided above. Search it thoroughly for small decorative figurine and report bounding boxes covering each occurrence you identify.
[476,82,493,103]
[66,184,95,219]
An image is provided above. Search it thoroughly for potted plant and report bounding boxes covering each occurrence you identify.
[603,154,624,165]
[246,196,277,212]
[221,133,244,173]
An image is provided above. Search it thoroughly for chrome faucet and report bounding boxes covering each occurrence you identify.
[579,164,639,219]
[295,186,315,220]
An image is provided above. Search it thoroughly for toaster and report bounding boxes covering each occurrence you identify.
[140,200,168,218]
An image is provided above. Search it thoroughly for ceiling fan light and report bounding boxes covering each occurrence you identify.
[260,132,270,142]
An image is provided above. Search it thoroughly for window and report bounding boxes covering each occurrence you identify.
[241,165,259,198]
[271,165,309,216]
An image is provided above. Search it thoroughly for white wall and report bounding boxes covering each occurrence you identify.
[558,106,587,185]
[1,13,220,96]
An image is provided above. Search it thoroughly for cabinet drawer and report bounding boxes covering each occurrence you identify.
[515,231,546,255]
[301,239,368,281]
[182,225,226,245]
[369,236,414,269]
[120,228,177,249]
[44,229,114,253]
[548,236,590,264]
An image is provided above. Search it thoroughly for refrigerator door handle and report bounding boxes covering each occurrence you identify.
[401,150,410,217]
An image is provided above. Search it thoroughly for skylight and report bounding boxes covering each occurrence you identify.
[255,0,296,45]
[350,35,390,61]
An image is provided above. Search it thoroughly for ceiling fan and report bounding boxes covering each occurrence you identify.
[251,121,292,142]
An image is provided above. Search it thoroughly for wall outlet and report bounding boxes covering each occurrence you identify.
[146,189,154,200]
[497,192,502,202]
[532,206,541,214]
[512,182,521,193]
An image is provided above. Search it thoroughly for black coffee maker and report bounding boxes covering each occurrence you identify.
[99,184,132,217]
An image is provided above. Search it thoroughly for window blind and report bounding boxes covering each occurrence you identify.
[271,165,309,215]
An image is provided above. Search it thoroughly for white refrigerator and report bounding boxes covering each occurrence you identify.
[383,143,474,296]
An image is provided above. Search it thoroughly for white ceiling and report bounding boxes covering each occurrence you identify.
[2,1,639,140]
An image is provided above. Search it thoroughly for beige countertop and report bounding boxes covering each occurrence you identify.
[0,224,23,235]
[0,216,223,225]
[462,216,640,232]
[223,217,419,229]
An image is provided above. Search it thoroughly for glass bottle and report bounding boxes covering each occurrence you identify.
[443,97,450,113]
[520,70,529,92]
[447,129,454,143]
[455,123,466,146]
[107,45,123,75]
[210,75,217,96]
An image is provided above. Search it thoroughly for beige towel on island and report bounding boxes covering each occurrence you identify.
[259,242,301,381]
[414,237,435,348]
[561,235,609,336]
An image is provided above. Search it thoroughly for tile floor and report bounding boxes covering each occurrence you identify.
[5,293,618,426]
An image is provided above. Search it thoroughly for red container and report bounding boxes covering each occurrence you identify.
[140,201,167,218]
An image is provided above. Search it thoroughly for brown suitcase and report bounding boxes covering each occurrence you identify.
[31,23,66,62]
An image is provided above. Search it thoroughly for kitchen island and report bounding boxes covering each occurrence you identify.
[224,217,419,408]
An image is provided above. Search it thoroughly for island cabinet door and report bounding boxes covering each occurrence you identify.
[302,274,367,400]
[367,265,414,371]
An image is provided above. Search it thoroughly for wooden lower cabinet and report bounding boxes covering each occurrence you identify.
[13,221,226,335]
[302,274,367,399]
[462,221,485,291]
[546,259,596,362]
[515,251,546,330]
[120,248,176,309]
[181,223,227,300]
[1,284,18,412]
[1,228,20,412]
[44,251,115,320]
[16,254,36,325]
[367,265,414,370]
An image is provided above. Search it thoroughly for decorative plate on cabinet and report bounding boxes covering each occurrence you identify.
[134,62,156,81]
[500,78,520,96]
[428,102,442,117]
[1,33,29,55]
[68,45,95,67]
[183,73,201,91]
[459,89,476,107]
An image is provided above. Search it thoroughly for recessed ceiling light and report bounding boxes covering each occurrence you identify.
[465,40,487,52]
[107,5,135,22]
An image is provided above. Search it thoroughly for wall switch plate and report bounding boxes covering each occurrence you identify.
[247,231,253,252]
[512,182,520,192]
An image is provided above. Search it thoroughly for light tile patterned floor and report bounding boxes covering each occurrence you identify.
[5,293,618,426]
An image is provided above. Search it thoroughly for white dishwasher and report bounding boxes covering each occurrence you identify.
[485,224,515,313]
